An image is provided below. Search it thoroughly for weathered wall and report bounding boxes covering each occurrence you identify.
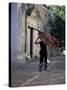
[17,4,26,63]
[27,14,39,58]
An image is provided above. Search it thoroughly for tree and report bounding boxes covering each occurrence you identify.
[44,5,65,47]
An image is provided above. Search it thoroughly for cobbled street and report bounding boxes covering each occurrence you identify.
[11,55,65,87]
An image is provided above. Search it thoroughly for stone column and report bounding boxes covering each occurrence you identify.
[17,4,26,63]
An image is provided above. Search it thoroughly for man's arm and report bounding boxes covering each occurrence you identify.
[34,37,41,44]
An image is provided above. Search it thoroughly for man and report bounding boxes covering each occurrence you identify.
[34,34,47,72]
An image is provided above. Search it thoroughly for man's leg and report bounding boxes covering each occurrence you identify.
[39,55,43,72]
[44,54,47,70]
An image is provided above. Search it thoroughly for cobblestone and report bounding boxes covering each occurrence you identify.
[11,55,65,87]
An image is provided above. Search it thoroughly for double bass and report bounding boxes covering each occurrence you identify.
[28,26,59,48]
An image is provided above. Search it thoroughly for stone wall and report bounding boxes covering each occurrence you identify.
[17,4,26,63]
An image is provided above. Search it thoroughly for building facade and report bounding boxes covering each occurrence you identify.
[16,3,61,63]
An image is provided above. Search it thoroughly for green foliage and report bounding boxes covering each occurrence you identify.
[44,5,65,47]
[44,5,65,19]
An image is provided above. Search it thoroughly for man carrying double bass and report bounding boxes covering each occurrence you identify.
[34,32,47,72]
[28,26,59,72]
